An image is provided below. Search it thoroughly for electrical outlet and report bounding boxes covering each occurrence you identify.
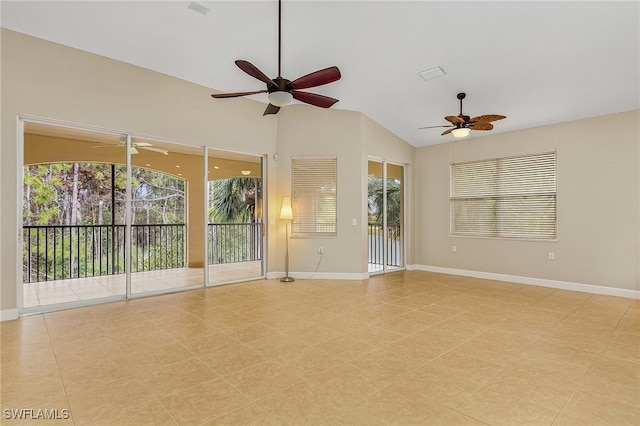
[548,252,555,260]
[318,247,323,254]
[451,245,457,253]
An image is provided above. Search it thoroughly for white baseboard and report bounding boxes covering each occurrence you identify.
[266,271,369,280]
[406,264,639,299]
[0,308,19,321]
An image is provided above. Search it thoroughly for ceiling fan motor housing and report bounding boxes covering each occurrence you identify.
[268,77,292,94]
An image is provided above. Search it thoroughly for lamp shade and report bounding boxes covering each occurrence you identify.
[268,91,293,107]
[280,196,293,220]
[451,127,471,138]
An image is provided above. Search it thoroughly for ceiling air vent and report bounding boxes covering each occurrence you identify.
[419,66,446,81]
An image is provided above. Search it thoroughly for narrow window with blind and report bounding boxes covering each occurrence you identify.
[450,151,557,239]
[291,156,337,236]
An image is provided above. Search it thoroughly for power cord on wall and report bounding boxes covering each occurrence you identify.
[302,252,323,279]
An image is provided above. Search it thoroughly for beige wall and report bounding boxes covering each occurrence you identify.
[415,110,640,291]
[274,105,366,275]
[270,107,416,276]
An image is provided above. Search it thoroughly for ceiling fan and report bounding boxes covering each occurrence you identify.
[420,92,506,138]
[92,141,168,155]
[211,0,341,115]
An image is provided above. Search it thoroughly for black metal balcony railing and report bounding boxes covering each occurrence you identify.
[131,224,185,272]
[208,223,262,265]
[23,224,185,283]
[23,223,262,283]
[368,223,402,267]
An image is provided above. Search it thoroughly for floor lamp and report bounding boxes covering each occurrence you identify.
[279,196,295,282]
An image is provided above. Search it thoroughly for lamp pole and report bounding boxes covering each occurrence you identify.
[281,219,294,282]
[280,196,294,282]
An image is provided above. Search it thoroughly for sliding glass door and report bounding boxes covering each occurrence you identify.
[20,118,266,313]
[128,137,205,295]
[206,151,264,285]
[22,121,128,309]
[367,160,404,274]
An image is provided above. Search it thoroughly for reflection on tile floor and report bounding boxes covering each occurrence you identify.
[368,263,402,273]
[3,271,639,425]
[23,261,262,308]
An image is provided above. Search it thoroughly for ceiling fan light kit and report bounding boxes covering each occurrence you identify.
[420,92,506,138]
[267,90,293,107]
[211,0,341,115]
[451,127,471,138]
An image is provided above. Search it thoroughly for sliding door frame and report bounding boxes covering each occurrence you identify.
[367,157,406,275]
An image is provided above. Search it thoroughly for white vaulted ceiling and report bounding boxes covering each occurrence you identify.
[2,1,638,147]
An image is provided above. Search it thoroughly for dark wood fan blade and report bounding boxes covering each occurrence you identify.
[292,91,339,108]
[263,104,281,115]
[470,122,494,131]
[445,115,465,124]
[441,128,455,136]
[211,90,268,99]
[469,114,506,124]
[419,125,454,129]
[235,60,277,88]
[291,66,341,90]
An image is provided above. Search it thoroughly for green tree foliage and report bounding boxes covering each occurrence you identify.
[131,168,184,225]
[368,177,401,225]
[368,177,402,242]
[23,163,185,226]
[23,163,186,282]
[208,177,262,265]
[209,177,261,223]
[23,164,68,225]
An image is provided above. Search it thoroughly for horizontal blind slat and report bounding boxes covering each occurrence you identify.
[291,156,337,236]
[451,152,556,239]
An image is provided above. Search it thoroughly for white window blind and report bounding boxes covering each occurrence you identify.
[291,156,337,236]
[450,152,556,239]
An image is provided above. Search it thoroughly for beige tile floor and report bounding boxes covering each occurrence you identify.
[2,271,639,425]
[23,262,263,308]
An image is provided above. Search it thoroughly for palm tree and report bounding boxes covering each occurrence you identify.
[368,177,401,225]
[209,178,260,223]
[368,176,402,266]
[208,177,262,264]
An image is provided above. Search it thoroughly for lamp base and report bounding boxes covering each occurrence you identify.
[280,276,295,282]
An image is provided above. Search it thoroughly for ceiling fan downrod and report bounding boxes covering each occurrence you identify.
[457,92,467,121]
[277,0,282,78]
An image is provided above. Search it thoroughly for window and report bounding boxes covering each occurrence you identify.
[450,152,556,239]
[291,156,337,236]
